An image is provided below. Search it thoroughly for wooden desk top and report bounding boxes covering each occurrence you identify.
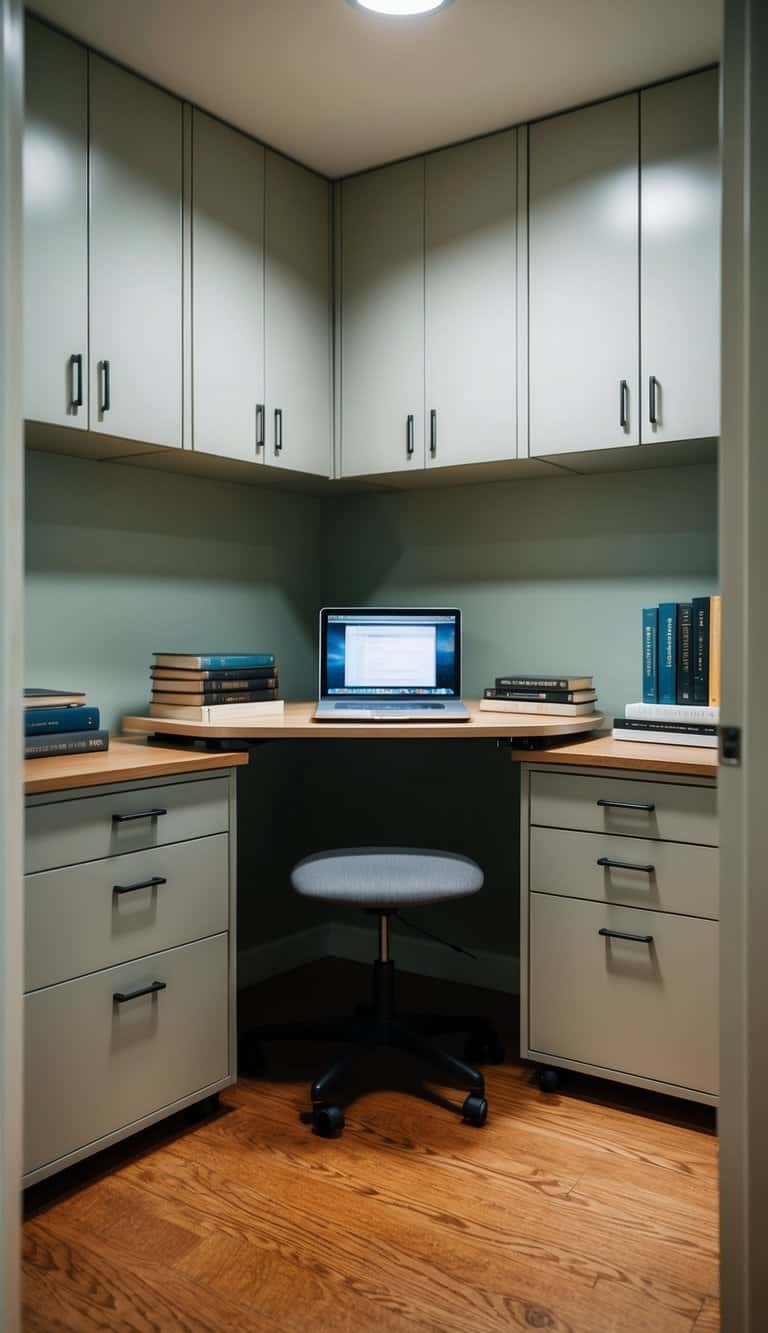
[122,702,605,742]
[24,737,249,796]
[510,732,718,778]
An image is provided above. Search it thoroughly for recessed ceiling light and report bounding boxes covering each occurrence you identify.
[350,0,453,16]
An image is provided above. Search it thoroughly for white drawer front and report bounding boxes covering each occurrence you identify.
[24,933,229,1176]
[26,777,229,873]
[530,771,717,846]
[530,827,719,920]
[25,834,229,992]
[529,893,718,1095]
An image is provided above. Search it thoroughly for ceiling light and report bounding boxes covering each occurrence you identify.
[351,0,453,16]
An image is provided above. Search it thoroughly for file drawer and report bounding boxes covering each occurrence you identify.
[530,771,717,845]
[25,833,229,991]
[529,826,719,920]
[529,893,718,1096]
[25,776,229,873]
[24,933,229,1176]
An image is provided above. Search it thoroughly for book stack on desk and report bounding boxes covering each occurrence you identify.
[479,674,598,716]
[613,703,719,748]
[24,688,110,759]
[148,653,285,722]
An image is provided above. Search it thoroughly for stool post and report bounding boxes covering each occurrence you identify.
[378,911,390,963]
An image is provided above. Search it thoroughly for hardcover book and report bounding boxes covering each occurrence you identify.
[153,653,276,670]
[150,688,280,707]
[25,729,109,759]
[676,602,693,704]
[479,699,598,717]
[494,675,592,691]
[150,667,278,684]
[24,688,86,709]
[612,725,717,749]
[149,700,285,722]
[642,608,658,703]
[25,705,100,736]
[658,602,678,706]
[692,597,711,704]
[615,717,717,736]
[625,701,720,725]
[484,687,596,704]
[709,594,722,707]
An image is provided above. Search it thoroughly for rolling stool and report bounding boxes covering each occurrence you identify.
[243,847,504,1137]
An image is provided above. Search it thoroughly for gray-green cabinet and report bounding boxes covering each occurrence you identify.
[265,151,332,476]
[192,111,266,464]
[425,131,518,468]
[23,20,88,430]
[89,56,183,449]
[640,70,720,444]
[528,95,640,457]
[340,158,426,478]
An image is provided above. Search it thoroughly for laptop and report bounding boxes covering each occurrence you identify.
[314,607,470,721]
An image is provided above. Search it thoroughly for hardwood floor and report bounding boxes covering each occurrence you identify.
[23,959,719,1332]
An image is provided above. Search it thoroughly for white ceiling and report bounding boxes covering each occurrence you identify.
[28,0,722,178]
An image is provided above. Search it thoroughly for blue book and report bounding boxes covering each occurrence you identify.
[25,705,100,736]
[642,607,658,703]
[676,603,693,704]
[658,602,678,705]
[154,653,276,669]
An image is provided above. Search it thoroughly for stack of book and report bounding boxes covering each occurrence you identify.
[25,688,109,759]
[615,595,722,748]
[479,674,598,716]
[148,653,284,722]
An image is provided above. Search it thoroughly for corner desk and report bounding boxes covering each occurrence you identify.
[23,713,718,1183]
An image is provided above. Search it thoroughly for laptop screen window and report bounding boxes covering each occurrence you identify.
[323,611,460,698]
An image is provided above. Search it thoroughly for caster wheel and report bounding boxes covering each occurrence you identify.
[238,1035,266,1077]
[538,1068,561,1093]
[312,1104,345,1137]
[464,1034,506,1065]
[462,1094,489,1128]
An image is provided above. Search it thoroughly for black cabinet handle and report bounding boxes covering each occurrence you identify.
[71,353,83,409]
[430,409,437,457]
[113,980,166,1004]
[256,403,265,450]
[100,360,110,413]
[597,857,655,874]
[619,379,629,430]
[112,808,167,824]
[113,875,167,896]
[649,375,659,426]
[406,414,415,456]
[597,799,655,813]
[599,927,654,945]
[274,407,283,453]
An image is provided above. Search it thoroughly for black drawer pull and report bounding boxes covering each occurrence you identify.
[597,799,655,813]
[599,927,654,945]
[113,980,166,1004]
[112,808,167,823]
[597,857,655,874]
[113,875,167,896]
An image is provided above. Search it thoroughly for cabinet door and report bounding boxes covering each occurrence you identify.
[192,111,265,462]
[529,95,639,456]
[340,158,425,478]
[89,56,183,448]
[641,71,721,444]
[425,131,518,467]
[23,20,88,430]
[265,151,331,476]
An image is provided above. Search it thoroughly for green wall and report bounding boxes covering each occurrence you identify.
[24,453,718,966]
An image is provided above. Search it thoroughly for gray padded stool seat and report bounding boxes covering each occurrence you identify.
[292,847,484,906]
[243,845,502,1138]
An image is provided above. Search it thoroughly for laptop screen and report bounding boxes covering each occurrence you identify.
[320,609,461,699]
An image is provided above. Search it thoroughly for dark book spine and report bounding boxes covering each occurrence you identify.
[613,717,717,736]
[657,602,678,705]
[676,603,693,704]
[692,597,711,704]
[171,676,278,693]
[642,608,658,703]
[25,729,109,759]
[152,688,280,705]
[151,666,278,682]
[25,705,100,736]
[494,676,577,690]
[484,687,589,703]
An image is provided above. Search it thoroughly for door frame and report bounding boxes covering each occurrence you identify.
[0,0,24,1327]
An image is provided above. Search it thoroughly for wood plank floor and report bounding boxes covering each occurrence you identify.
[23,959,719,1332]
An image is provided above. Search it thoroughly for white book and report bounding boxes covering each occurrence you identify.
[479,698,599,717]
[625,702,720,725]
[149,699,285,722]
[612,726,718,748]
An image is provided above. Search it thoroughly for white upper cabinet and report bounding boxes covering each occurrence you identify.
[528,95,640,456]
[425,131,518,468]
[340,158,425,478]
[89,56,183,449]
[265,151,332,477]
[23,20,88,430]
[640,70,721,444]
[192,111,266,463]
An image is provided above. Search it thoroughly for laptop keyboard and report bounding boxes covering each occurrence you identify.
[333,701,447,711]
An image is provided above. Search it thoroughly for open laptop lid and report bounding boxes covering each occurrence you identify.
[319,608,462,701]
